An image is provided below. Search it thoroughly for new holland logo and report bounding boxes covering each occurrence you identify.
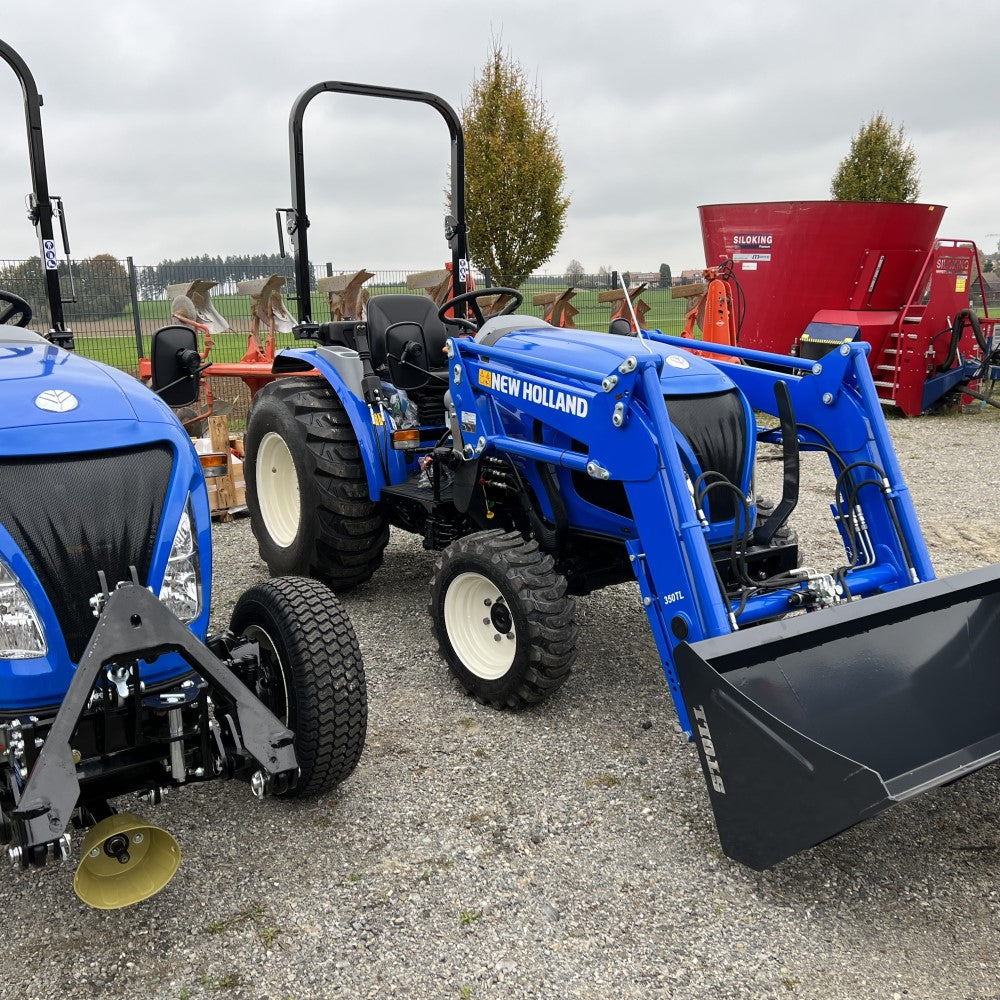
[34,389,79,413]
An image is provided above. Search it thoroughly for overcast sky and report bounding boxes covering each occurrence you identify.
[2,1,999,278]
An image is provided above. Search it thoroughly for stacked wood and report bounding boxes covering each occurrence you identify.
[203,414,247,520]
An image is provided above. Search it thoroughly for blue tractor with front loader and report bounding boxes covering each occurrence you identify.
[0,40,366,908]
[244,80,1000,870]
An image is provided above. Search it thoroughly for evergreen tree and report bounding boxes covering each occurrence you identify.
[830,113,920,202]
[461,41,569,286]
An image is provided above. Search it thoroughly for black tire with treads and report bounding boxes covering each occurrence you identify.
[245,376,389,591]
[230,576,367,796]
[429,529,577,709]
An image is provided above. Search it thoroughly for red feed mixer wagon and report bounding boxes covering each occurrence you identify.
[698,201,997,415]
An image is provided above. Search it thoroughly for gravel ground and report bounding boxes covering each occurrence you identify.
[6,408,1000,1000]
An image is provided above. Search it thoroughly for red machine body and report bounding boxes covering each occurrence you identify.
[699,201,995,415]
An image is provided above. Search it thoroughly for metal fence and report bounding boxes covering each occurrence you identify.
[4,255,998,428]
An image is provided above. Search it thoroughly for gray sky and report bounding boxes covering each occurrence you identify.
[2,1,999,277]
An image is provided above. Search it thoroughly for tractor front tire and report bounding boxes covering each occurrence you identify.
[430,530,577,709]
[245,377,389,591]
[230,576,367,797]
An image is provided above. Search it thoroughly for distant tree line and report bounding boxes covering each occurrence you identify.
[135,253,314,300]
[0,253,129,322]
[560,261,674,289]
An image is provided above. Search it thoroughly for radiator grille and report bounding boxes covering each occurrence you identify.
[0,444,173,662]
[665,390,747,522]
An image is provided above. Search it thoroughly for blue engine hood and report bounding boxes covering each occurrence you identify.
[0,338,178,437]
[479,326,737,395]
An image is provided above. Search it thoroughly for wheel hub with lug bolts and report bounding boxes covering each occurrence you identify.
[489,600,513,639]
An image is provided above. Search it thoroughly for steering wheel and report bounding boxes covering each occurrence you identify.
[437,287,523,333]
[0,290,32,327]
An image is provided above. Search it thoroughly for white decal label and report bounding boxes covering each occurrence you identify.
[666,354,690,370]
[484,369,589,418]
[692,704,725,794]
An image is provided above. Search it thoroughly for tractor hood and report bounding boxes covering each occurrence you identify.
[475,323,736,395]
[0,334,175,434]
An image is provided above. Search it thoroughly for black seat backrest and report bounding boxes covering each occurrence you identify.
[608,317,633,337]
[365,294,450,372]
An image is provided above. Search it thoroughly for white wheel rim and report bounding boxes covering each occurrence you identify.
[256,432,301,548]
[443,572,517,679]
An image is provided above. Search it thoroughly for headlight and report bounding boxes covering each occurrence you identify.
[0,556,47,659]
[160,502,202,623]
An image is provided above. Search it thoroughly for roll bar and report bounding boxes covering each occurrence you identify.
[282,81,469,324]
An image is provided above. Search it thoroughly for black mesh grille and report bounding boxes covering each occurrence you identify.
[0,444,173,662]
[665,390,747,522]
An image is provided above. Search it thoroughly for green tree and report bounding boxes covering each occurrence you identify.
[830,113,920,202]
[658,263,672,288]
[461,42,569,286]
[76,254,129,319]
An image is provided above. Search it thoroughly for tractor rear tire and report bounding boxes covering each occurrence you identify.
[230,576,367,797]
[430,530,577,709]
[245,377,389,591]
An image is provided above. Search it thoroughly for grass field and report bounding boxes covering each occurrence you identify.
[73,284,692,372]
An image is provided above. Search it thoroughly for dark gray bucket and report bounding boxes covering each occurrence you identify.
[675,564,1000,869]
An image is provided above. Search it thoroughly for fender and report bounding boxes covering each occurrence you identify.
[274,347,406,499]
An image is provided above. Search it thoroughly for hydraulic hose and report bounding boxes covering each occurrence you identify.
[938,309,987,372]
[525,420,568,550]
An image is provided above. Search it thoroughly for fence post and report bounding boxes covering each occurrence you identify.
[127,257,144,360]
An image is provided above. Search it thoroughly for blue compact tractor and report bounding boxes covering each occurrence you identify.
[0,41,366,908]
[245,81,1000,869]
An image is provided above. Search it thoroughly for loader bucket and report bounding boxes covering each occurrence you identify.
[674,564,1000,870]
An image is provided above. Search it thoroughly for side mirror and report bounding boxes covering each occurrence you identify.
[150,325,203,407]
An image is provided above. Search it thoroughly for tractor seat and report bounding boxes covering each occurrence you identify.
[365,294,451,374]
